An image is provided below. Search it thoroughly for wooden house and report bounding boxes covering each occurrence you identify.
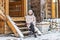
[0,0,59,37]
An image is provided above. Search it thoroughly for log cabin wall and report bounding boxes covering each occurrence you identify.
[0,0,5,34]
[46,0,52,19]
[46,0,57,19]
[0,0,12,34]
[58,0,60,18]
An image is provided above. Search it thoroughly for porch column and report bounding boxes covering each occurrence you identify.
[5,0,9,15]
[52,0,56,18]
[24,0,27,16]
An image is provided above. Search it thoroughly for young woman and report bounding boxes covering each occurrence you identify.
[25,10,37,37]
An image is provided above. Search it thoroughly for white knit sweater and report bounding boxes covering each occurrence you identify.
[25,15,36,28]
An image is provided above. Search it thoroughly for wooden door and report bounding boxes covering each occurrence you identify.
[9,0,25,21]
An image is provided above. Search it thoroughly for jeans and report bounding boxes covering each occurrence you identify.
[29,23,35,34]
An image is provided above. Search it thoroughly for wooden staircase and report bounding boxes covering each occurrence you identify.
[6,16,41,37]
[12,19,42,37]
[13,20,30,36]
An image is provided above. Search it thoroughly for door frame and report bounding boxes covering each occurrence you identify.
[5,0,27,21]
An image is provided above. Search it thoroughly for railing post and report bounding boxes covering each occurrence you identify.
[6,15,24,37]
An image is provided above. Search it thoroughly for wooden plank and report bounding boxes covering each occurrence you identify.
[9,11,20,17]
[16,23,25,26]
[12,17,25,21]
[7,18,19,37]
[5,25,13,34]
[22,31,30,34]
[24,0,27,16]
[19,27,28,30]
[6,16,19,36]
[5,0,9,15]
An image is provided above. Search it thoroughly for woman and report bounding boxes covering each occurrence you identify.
[25,10,37,38]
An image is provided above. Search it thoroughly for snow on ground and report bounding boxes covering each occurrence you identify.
[40,33,60,40]
[0,37,21,40]
[23,32,60,40]
[0,32,60,40]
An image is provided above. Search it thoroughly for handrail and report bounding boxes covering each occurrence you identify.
[6,15,24,37]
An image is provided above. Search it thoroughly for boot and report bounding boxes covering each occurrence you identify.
[33,32,37,38]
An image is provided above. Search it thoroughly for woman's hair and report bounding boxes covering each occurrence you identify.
[28,10,34,15]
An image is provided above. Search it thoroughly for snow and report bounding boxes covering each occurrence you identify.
[0,32,60,40]
[23,32,60,40]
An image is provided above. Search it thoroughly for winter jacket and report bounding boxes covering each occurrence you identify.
[25,15,36,28]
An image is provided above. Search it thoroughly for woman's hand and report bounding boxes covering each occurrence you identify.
[26,23,30,29]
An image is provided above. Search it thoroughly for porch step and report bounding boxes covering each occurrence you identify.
[19,27,28,30]
[22,31,30,34]
[13,20,30,37]
[14,21,26,23]
[11,17,25,22]
[16,23,25,26]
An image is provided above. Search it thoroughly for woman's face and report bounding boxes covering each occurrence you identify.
[29,10,33,15]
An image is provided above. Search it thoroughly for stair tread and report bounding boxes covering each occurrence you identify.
[19,27,28,29]
[22,31,30,34]
[13,20,25,21]
[16,23,25,26]
[12,17,25,22]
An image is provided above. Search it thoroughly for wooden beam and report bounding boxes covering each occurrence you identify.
[6,16,24,37]
[7,17,19,37]
[24,0,27,17]
[52,0,56,18]
[5,0,9,15]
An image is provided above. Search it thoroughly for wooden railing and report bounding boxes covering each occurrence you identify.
[6,15,24,37]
